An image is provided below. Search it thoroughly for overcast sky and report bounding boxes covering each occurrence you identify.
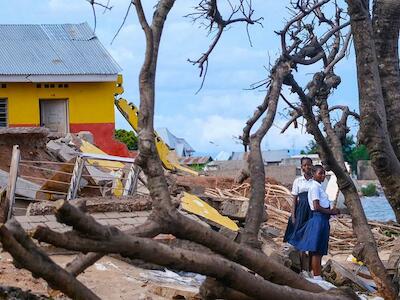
[0,0,359,155]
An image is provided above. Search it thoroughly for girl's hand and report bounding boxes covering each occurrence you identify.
[331,208,340,215]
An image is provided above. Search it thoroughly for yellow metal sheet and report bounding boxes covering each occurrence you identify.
[80,140,125,169]
[79,140,124,196]
[115,98,198,175]
[181,192,239,231]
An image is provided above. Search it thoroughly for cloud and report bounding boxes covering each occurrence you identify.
[49,0,86,13]
[187,90,262,118]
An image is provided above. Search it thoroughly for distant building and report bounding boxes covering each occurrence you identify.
[157,127,195,157]
[204,160,246,177]
[228,149,290,165]
[179,156,212,170]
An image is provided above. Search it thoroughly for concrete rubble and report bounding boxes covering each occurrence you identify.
[0,169,41,199]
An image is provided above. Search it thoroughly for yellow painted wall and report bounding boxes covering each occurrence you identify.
[0,81,119,125]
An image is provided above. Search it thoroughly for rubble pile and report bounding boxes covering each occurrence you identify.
[0,129,398,299]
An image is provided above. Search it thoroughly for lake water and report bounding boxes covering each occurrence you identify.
[361,196,396,222]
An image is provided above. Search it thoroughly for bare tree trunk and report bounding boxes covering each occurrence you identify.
[347,0,400,224]
[372,0,400,160]
[317,91,346,169]
[240,61,291,247]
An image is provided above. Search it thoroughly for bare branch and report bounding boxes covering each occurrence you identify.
[188,0,262,90]
[85,0,113,31]
[111,2,133,44]
[279,0,330,55]
[324,30,352,73]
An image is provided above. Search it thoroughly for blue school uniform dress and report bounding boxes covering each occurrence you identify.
[290,180,331,255]
[283,176,313,242]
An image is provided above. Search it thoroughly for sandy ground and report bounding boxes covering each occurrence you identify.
[0,252,200,299]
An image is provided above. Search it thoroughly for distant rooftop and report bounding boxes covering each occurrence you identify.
[229,149,290,163]
[179,156,212,165]
[157,127,195,157]
[0,23,121,82]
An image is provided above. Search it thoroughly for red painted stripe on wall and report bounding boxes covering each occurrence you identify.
[70,123,131,157]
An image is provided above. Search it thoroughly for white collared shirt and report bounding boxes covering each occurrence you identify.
[308,180,330,210]
[291,175,314,196]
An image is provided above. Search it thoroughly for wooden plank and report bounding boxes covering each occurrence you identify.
[123,165,140,196]
[0,187,8,223]
[6,145,20,220]
[66,156,84,200]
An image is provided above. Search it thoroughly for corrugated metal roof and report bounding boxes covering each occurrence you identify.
[228,150,290,163]
[214,151,232,161]
[230,151,249,161]
[179,156,212,165]
[0,23,121,75]
[261,150,290,163]
[157,127,195,157]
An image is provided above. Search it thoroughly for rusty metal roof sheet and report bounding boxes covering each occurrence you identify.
[179,156,212,165]
[0,23,121,76]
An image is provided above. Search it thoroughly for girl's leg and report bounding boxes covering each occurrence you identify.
[310,252,322,276]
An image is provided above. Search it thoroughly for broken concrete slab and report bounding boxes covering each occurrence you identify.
[0,169,41,199]
[219,198,249,221]
[27,195,152,215]
[85,165,115,185]
[46,139,79,162]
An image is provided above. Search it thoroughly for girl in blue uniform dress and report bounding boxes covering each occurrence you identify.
[284,157,313,270]
[290,165,340,279]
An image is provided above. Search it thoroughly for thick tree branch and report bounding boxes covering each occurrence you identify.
[32,214,357,300]
[0,219,99,300]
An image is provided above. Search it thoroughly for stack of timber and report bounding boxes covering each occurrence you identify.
[204,183,400,254]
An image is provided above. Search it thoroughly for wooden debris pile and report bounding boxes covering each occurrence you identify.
[204,183,400,254]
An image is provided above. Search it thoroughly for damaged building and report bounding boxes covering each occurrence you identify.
[0,23,129,156]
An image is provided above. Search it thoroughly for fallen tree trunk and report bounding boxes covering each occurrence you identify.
[0,220,100,300]
[30,200,357,300]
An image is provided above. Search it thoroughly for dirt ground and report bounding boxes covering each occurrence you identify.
[0,252,200,299]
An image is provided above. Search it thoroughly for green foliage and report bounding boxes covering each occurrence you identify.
[343,136,370,174]
[114,129,138,150]
[189,164,206,172]
[302,140,319,154]
[361,183,378,197]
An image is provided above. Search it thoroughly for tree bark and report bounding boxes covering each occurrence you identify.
[372,0,400,160]
[0,220,100,300]
[241,61,291,248]
[65,219,162,276]
[347,0,400,224]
